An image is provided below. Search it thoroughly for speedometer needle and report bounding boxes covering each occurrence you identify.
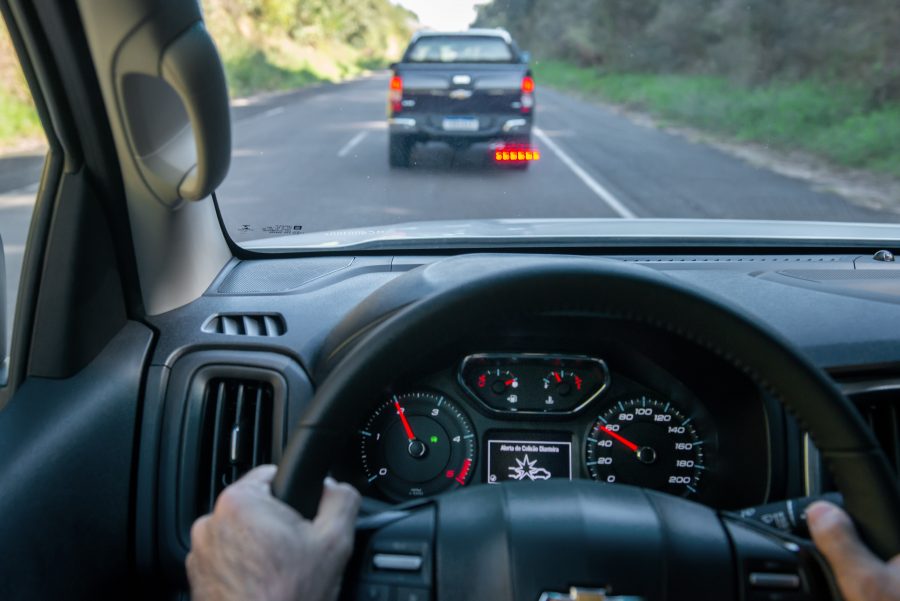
[394,397,416,440]
[598,425,639,452]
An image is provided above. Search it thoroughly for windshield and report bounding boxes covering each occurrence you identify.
[205,0,900,249]
[406,36,516,63]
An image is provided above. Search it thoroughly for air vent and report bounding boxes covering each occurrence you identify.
[202,313,286,337]
[856,396,900,478]
[196,378,276,513]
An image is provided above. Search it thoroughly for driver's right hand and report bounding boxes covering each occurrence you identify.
[808,501,900,601]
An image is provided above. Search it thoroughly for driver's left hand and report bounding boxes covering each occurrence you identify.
[187,465,360,601]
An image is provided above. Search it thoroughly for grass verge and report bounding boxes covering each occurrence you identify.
[0,88,42,148]
[534,60,900,178]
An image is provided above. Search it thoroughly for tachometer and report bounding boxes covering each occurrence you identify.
[360,391,476,501]
[585,396,706,497]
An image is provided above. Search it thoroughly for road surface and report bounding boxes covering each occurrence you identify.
[1,72,894,337]
[217,73,887,242]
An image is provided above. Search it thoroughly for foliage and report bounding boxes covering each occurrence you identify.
[0,88,42,143]
[535,61,900,177]
[203,0,415,95]
[475,0,900,105]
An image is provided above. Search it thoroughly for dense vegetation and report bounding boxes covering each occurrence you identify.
[0,0,415,148]
[202,0,415,96]
[475,0,900,176]
[0,22,43,148]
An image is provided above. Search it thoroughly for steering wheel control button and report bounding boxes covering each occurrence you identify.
[372,553,423,572]
[749,572,801,590]
[395,587,430,601]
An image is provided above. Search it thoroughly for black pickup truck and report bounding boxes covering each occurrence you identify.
[387,29,535,168]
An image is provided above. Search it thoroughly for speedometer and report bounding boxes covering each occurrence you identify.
[585,396,706,497]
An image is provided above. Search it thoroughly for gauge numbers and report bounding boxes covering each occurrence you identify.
[585,396,706,497]
[360,391,476,501]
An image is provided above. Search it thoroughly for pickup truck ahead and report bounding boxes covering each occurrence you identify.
[387,29,536,168]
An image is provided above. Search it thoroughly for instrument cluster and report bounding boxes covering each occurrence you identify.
[339,350,770,509]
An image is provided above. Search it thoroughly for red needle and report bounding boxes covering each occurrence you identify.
[393,398,416,440]
[504,379,515,386]
[598,425,639,452]
[552,372,562,383]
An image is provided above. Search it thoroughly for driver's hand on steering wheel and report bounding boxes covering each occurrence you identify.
[187,465,361,601]
[808,501,900,601]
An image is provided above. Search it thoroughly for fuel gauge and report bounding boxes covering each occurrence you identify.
[474,368,521,409]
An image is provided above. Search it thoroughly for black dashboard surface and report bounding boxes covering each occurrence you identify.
[149,253,900,372]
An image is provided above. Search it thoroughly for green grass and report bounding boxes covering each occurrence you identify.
[222,50,326,97]
[0,88,42,146]
[534,60,900,177]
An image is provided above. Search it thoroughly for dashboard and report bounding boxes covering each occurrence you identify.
[137,250,900,588]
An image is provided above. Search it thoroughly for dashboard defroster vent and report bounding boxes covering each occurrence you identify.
[202,313,286,337]
[197,378,276,513]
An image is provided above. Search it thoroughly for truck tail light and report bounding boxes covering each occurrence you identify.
[521,76,534,114]
[389,75,403,114]
[493,143,540,163]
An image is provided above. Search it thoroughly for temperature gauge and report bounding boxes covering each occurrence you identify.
[541,369,584,407]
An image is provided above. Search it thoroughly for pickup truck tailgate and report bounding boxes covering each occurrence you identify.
[397,63,529,115]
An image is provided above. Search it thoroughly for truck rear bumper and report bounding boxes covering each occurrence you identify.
[389,114,532,143]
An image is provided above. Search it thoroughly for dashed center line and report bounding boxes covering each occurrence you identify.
[263,106,285,118]
[534,127,636,219]
[337,131,369,158]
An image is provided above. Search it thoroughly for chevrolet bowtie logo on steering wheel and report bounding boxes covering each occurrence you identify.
[539,588,645,601]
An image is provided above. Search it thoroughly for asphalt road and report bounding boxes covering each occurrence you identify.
[218,73,887,242]
[0,72,894,338]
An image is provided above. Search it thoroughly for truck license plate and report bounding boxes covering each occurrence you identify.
[442,117,479,132]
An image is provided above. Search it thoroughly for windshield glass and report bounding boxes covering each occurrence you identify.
[406,36,515,63]
[206,0,900,249]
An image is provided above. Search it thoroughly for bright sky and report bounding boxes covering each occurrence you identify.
[394,0,490,31]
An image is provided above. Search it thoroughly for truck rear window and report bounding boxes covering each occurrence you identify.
[406,36,515,63]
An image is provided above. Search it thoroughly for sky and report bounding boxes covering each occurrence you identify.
[395,0,490,31]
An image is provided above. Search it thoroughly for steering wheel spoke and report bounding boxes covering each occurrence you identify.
[722,513,840,600]
[348,503,436,601]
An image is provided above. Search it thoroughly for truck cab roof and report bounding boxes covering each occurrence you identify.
[411,28,513,44]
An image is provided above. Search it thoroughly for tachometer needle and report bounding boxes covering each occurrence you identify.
[598,425,638,452]
[393,397,416,440]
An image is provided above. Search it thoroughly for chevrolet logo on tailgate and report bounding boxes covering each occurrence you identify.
[539,588,645,601]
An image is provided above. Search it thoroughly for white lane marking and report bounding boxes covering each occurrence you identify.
[1,181,39,199]
[337,131,369,158]
[0,184,38,209]
[534,127,636,219]
[263,106,285,118]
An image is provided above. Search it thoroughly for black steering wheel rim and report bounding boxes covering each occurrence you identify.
[273,254,900,559]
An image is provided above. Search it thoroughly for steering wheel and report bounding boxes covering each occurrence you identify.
[272,255,900,600]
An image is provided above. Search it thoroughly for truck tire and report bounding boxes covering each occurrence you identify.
[389,135,412,168]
